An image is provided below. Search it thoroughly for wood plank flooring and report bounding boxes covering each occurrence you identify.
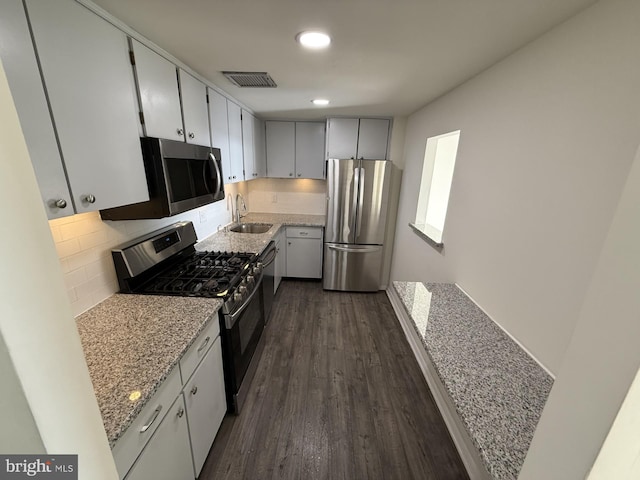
[199,280,468,480]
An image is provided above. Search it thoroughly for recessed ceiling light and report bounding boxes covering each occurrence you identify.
[312,99,330,106]
[297,31,331,49]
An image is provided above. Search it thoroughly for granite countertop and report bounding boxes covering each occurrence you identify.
[392,281,554,480]
[76,294,223,447]
[195,212,325,254]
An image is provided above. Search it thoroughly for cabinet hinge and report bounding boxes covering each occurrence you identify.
[129,50,135,66]
[206,93,209,104]
[139,111,145,125]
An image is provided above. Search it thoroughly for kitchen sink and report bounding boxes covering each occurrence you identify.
[229,223,273,234]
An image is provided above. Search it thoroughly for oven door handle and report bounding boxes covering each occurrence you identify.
[260,245,277,268]
[225,276,264,329]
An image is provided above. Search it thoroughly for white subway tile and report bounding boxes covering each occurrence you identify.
[55,238,81,258]
[64,267,87,289]
[78,229,110,251]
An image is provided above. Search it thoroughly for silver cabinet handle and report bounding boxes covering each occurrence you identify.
[188,132,195,139]
[84,194,96,204]
[190,386,198,395]
[289,173,293,176]
[54,199,67,209]
[177,407,184,418]
[196,336,211,354]
[177,128,184,136]
[140,405,162,433]
[297,173,301,177]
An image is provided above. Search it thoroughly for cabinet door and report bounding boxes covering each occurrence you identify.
[286,229,323,279]
[26,0,148,213]
[253,116,266,178]
[326,118,359,159]
[0,0,72,219]
[266,121,295,178]
[208,88,232,183]
[296,122,325,179]
[184,337,226,476]
[242,110,256,179]
[286,238,323,278]
[356,118,390,160]
[124,395,194,480]
[227,101,244,182]
[179,70,210,146]
[131,40,184,142]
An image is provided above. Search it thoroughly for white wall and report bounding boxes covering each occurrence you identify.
[0,59,118,479]
[391,0,640,374]
[520,141,640,479]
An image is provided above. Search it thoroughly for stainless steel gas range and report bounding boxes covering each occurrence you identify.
[111,221,266,414]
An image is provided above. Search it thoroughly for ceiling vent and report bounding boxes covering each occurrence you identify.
[222,71,277,88]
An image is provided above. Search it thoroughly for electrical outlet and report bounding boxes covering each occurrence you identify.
[271,193,278,203]
[199,210,207,223]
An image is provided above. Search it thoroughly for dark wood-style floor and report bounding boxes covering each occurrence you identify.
[199,280,468,480]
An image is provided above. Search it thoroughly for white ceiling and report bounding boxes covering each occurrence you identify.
[90,0,598,120]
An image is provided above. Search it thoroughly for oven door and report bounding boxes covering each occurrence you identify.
[220,278,265,413]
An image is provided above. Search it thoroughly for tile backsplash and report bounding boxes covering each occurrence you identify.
[49,178,326,317]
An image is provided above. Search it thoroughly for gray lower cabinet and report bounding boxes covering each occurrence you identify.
[124,395,193,480]
[285,227,323,279]
[183,337,226,476]
[113,319,225,479]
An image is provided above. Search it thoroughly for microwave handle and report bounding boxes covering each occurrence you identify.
[209,152,222,195]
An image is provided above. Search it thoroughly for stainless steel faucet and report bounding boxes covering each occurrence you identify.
[235,193,247,224]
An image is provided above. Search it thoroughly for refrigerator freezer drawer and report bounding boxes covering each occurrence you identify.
[323,243,383,292]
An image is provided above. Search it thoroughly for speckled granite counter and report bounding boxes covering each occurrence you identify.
[392,281,553,480]
[76,294,223,447]
[195,212,325,254]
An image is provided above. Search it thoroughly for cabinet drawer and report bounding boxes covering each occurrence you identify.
[179,316,220,383]
[286,227,323,239]
[112,367,182,479]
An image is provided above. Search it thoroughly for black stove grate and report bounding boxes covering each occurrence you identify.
[136,251,255,298]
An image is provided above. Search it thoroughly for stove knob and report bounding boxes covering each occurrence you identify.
[238,285,247,295]
[233,291,243,302]
[246,275,255,286]
[253,264,262,275]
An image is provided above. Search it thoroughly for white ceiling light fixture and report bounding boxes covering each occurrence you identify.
[297,31,331,49]
[312,99,330,106]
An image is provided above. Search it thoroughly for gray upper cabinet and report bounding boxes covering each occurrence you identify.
[295,122,325,179]
[253,116,267,178]
[326,118,359,159]
[208,88,232,183]
[179,70,210,146]
[131,40,183,142]
[266,121,325,179]
[326,117,390,160]
[266,121,295,178]
[0,0,72,219]
[242,109,256,179]
[23,0,148,214]
[227,101,245,182]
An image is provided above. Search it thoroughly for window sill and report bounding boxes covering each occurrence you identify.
[409,223,444,250]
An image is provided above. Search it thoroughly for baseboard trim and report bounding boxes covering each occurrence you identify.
[386,286,492,480]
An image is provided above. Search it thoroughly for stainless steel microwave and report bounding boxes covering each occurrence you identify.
[100,137,224,221]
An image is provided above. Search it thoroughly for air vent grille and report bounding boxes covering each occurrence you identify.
[222,71,277,88]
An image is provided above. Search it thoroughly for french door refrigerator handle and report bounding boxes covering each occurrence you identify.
[357,166,365,237]
[352,166,360,240]
[327,244,381,253]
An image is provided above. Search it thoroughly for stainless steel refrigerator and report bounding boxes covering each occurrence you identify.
[323,158,391,291]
